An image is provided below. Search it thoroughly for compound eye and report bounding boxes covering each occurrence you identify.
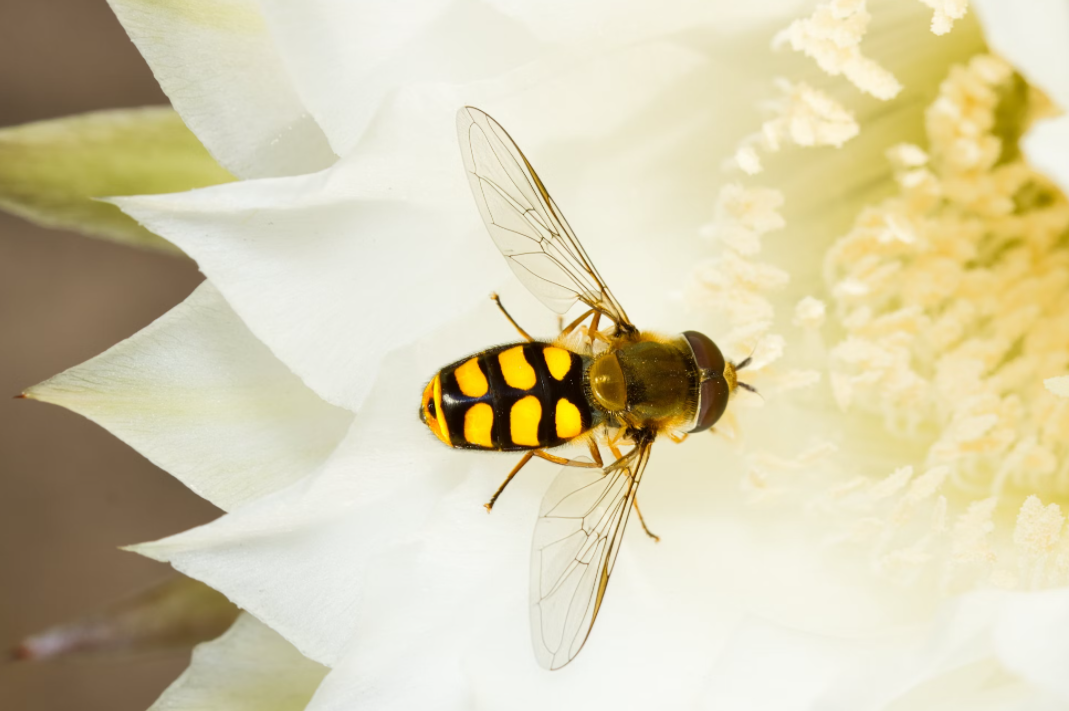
[691,377,730,432]
[683,331,730,432]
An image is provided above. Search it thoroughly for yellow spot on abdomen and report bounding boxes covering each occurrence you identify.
[543,347,572,380]
[555,398,583,439]
[499,346,536,390]
[510,396,542,446]
[454,358,488,397]
[464,402,494,447]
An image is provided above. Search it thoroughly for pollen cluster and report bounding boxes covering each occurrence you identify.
[734,80,860,176]
[694,184,819,391]
[917,0,969,36]
[774,0,902,100]
[695,187,777,363]
[824,54,1069,590]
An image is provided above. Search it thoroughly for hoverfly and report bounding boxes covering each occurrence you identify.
[419,107,751,670]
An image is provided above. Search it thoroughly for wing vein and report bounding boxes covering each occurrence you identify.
[456,106,634,327]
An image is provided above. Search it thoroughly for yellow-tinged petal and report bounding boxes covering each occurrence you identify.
[0,107,233,253]
[21,282,352,511]
[13,576,238,661]
[148,613,326,711]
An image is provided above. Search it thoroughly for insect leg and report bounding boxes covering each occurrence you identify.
[558,308,614,347]
[631,498,660,542]
[485,451,534,512]
[586,310,601,346]
[605,441,659,541]
[490,293,534,342]
[533,450,602,468]
[586,440,604,468]
[667,432,689,445]
[558,308,596,339]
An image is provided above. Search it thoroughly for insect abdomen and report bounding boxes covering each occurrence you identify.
[438,342,592,451]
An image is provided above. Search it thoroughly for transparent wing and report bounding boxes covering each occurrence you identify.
[457,106,633,329]
[529,440,653,670]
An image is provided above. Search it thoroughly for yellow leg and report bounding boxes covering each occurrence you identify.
[606,442,659,541]
[485,451,533,512]
[491,293,533,342]
[632,499,660,542]
[587,440,604,468]
[606,428,625,448]
[486,448,604,512]
[558,308,596,339]
[587,310,601,342]
[533,450,602,468]
[486,446,608,512]
[557,307,615,348]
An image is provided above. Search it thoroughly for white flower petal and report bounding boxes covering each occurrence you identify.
[150,613,327,711]
[805,591,1069,710]
[256,0,798,158]
[130,346,448,665]
[696,592,1069,711]
[882,671,1058,711]
[485,41,706,142]
[111,91,501,413]
[993,589,1069,702]
[1022,115,1069,198]
[107,0,336,178]
[697,619,900,711]
[256,0,545,156]
[25,281,352,511]
[971,0,1069,109]
[821,592,1005,710]
[485,0,806,43]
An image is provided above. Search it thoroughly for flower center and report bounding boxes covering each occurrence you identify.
[696,0,1069,594]
[824,53,1069,591]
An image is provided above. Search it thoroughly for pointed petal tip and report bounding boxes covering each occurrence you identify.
[9,634,61,663]
[121,540,167,562]
[16,387,47,403]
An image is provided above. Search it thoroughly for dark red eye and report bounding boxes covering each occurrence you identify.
[683,331,730,433]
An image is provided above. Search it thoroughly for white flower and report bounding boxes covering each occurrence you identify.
[9,0,1069,709]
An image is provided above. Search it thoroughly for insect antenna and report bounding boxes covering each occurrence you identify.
[734,343,758,371]
[737,381,762,400]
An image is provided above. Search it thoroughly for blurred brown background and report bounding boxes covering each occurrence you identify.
[0,2,222,709]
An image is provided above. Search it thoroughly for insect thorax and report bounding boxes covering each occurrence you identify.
[588,337,700,430]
